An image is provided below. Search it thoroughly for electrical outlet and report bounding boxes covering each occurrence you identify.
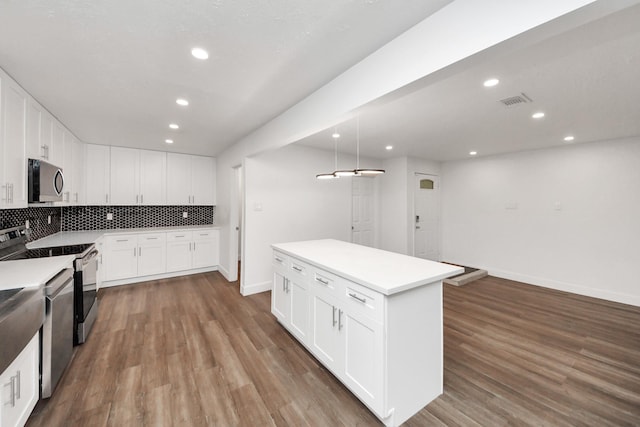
[107,213,113,220]
[183,212,188,218]
[25,220,30,229]
[47,215,51,224]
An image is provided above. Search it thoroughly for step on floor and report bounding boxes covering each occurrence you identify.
[443,266,488,286]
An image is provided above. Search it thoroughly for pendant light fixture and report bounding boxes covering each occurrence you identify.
[353,116,385,176]
[316,130,340,180]
[315,117,385,179]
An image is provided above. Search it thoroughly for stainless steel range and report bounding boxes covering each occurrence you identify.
[0,226,99,345]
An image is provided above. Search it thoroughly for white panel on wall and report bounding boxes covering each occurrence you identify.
[441,138,640,306]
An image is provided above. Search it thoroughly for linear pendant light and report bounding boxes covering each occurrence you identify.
[316,117,385,179]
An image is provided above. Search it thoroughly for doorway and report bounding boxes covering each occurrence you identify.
[413,173,440,261]
[352,176,376,247]
[228,165,243,283]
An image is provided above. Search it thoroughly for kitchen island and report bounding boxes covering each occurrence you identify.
[271,239,462,427]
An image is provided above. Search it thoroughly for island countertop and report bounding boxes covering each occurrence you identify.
[272,239,463,296]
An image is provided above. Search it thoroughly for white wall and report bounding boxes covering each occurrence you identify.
[441,137,640,306]
[242,144,381,295]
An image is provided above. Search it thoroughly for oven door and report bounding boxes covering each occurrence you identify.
[74,249,98,344]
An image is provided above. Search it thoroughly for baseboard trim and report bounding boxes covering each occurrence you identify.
[101,266,218,289]
[218,264,231,282]
[487,268,640,307]
[241,280,271,296]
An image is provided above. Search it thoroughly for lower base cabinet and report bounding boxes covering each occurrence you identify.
[272,248,444,427]
[0,333,39,427]
[103,228,219,286]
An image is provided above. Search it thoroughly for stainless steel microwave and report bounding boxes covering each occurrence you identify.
[28,159,64,203]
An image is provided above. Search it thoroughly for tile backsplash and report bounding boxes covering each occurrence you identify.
[0,205,215,242]
[62,205,215,230]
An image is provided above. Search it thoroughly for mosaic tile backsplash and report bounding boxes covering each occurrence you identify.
[61,205,215,231]
[0,205,215,242]
[0,206,62,241]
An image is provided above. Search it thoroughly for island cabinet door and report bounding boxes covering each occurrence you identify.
[342,310,384,415]
[309,291,342,371]
[288,276,309,343]
[271,271,289,323]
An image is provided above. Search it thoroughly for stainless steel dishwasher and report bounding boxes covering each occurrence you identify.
[41,268,75,398]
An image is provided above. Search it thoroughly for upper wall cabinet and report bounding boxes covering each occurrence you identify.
[110,147,166,205]
[167,153,216,205]
[0,70,28,208]
[85,144,111,205]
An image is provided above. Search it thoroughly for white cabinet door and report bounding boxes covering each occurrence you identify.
[289,277,309,343]
[342,311,384,413]
[0,332,39,427]
[191,155,216,205]
[72,140,86,204]
[191,229,219,268]
[110,146,139,205]
[272,271,288,323]
[61,130,74,204]
[25,99,43,160]
[50,121,64,168]
[166,232,193,272]
[40,112,53,163]
[166,153,191,205]
[310,291,342,370]
[137,233,166,276]
[85,144,110,205]
[139,150,166,205]
[104,236,138,281]
[1,75,28,208]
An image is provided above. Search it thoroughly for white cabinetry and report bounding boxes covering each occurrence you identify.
[166,229,219,272]
[103,233,166,281]
[25,99,43,161]
[85,144,110,205]
[50,122,64,168]
[110,147,166,205]
[0,332,39,427]
[71,140,86,204]
[0,71,28,208]
[271,240,459,427]
[167,153,216,205]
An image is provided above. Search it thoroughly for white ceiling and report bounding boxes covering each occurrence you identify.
[0,0,452,156]
[299,3,640,161]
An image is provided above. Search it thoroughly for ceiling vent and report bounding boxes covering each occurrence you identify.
[498,93,532,107]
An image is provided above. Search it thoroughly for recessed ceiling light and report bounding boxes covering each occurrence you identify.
[176,98,189,106]
[483,78,499,87]
[563,135,575,142]
[469,151,477,156]
[165,139,174,144]
[385,145,393,151]
[332,132,340,139]
[191,47,209,60]
[532,112,545,119]
[169,123,179,130]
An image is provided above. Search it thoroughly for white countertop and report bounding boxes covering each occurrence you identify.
[0,256,75,291]
[27,226,220,248]
[272,239,463,296]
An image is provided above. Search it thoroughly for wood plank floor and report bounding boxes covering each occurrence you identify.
[27,272,640,426]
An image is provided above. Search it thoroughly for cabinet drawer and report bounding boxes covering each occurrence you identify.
[166,231,193,242]
[138,232,166,244]
[343,280,383,323]
[309,267,344,297]
[273,251,288,267]
[105,235,137,248]
[193,230,216,241]
[289,259,309,282]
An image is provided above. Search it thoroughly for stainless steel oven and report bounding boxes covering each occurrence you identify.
[74,249,99,345]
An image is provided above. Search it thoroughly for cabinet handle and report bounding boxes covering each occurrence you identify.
[193,242,196,251]
[2,184,6,201]
[75,192,78,202]
[134,248,137,257]
[275,257,284,263]
[332,306,337,327]
[116,239,129,242]
[292,266,302,272]
[139,247,142,256]
[175,235,185,238]
[136,194,139,204]
[106,194,109,204]
[4,375,16,407]
[315,276,329,285]
[338,309,343,330]
[348,293,367,304]
[15,370,20,399]
[140,194,143,204]
[10,183,13,204]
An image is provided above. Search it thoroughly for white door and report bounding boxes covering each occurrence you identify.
[413,173,440,261]
[351,177,375,247]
